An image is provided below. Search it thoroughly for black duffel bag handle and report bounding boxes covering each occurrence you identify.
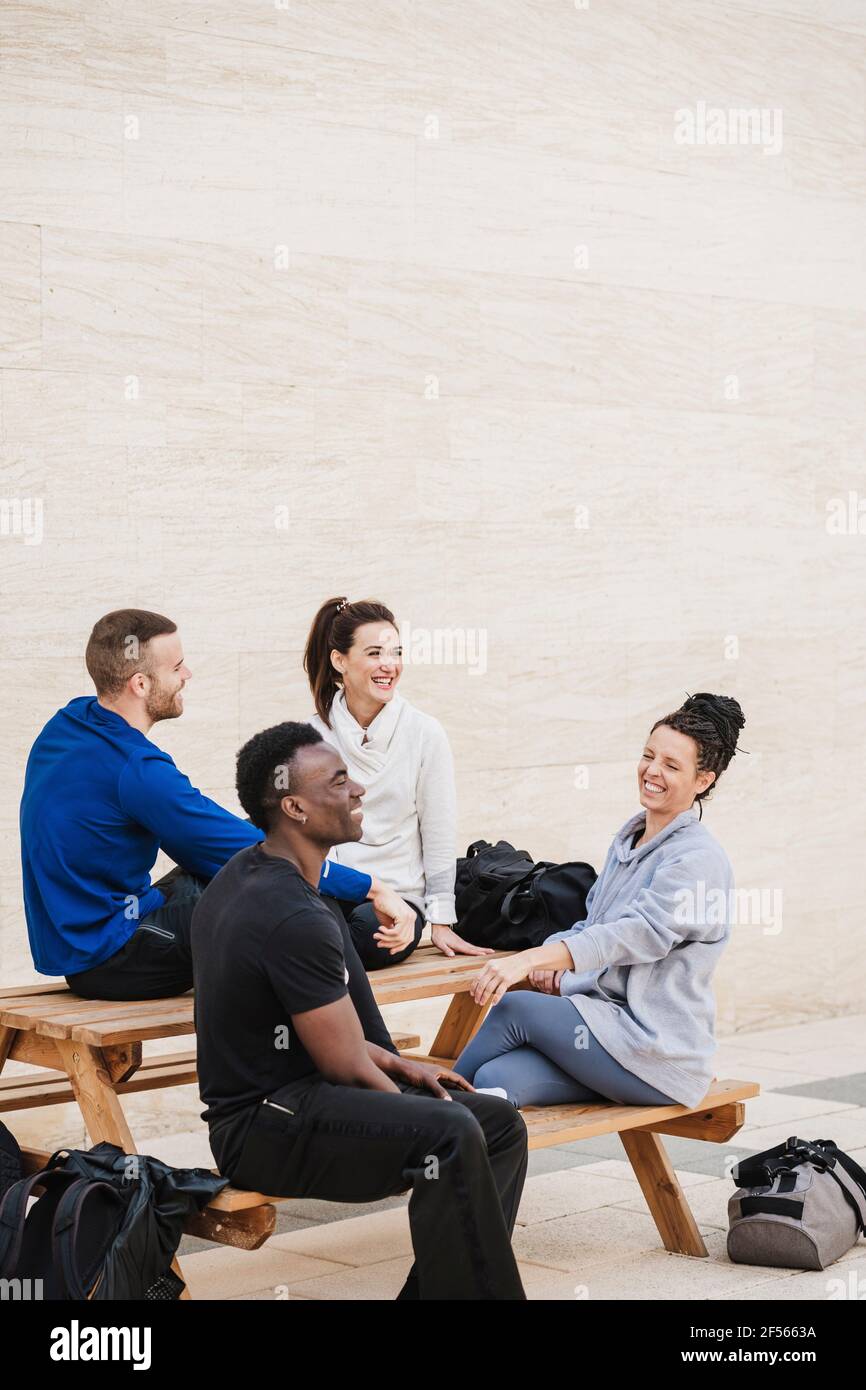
[500,865,551,928]
[466,840,490,859]
[734,1136,866,1237]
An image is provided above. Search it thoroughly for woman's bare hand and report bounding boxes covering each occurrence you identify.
[528,969,564,995]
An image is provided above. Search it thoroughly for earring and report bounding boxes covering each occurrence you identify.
[301,816,307,824]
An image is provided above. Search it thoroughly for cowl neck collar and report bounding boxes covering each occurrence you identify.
[328,688,406,774]
[614,807,699,865]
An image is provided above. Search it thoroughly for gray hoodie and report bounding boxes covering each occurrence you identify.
[545,807,734,1107]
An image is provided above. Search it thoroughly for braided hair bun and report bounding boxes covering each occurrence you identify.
[651,692,746,809]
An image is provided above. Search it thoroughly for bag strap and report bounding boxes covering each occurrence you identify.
[0,1168,78,1278]
[824,1167,866,1235]
[500,866,548,926]
[819,1141,866,1207]
[787,1137,866,1228]
[811,1162,866,1239]
[51,1178,92,1299]
[740,1195,804,1220]
[52,1179,127,1301]
[733,1136,824,1187]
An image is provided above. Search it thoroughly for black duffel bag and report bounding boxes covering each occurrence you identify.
[455,839,597,951]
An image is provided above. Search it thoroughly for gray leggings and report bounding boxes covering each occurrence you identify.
[453,990,677,1108]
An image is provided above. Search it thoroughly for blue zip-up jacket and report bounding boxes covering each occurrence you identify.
[545,808,734,1107]
[20,697,372,976]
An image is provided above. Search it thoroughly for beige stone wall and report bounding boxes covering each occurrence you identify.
[2,0,865,1075]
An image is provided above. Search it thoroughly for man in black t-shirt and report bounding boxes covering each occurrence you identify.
[191,720,528,1301]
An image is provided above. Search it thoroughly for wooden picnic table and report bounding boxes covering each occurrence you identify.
[1,947,759,1288]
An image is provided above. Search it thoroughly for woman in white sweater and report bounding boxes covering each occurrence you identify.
[303,596,493,970]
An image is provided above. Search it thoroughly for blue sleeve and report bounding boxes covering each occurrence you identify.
[118,750,263,878]
[318,858,372,903]
[119,748,373,897]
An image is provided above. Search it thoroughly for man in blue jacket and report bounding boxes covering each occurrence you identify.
[20,608,417,1001]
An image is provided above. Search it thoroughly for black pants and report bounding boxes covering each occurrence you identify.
[334,896,425,971]
[64,868,206,1000]
[230,1075,528,1300]
[66,873,400,1059]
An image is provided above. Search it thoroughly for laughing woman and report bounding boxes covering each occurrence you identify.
[454,693,746,1111]
[304,596,494,970]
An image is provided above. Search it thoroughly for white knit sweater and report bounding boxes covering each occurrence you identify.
[309,690,458,923]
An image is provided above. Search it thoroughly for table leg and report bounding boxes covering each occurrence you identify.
[619,1128,708,1257]
[55,1038,191,1298]
[430,990,491,1062]
[0,1025,16,1076]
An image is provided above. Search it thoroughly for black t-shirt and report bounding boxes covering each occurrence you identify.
[191,843,354,1174]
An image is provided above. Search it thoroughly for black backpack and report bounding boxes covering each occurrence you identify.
[455,840,597,951]
[0,1148,130,1299]
[0,1121,22,1204]
[0,1141,228,1300]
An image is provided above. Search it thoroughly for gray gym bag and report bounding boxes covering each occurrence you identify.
[728,1136,866,1270]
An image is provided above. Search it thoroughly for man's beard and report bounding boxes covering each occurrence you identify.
[145,681,183,723]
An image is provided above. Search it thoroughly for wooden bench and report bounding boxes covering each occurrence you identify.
[0,976,423,1290]
[18,1076,757,1261]
[1,951,760,1287]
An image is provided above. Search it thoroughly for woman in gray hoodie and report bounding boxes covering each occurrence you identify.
[454,693,746,1110]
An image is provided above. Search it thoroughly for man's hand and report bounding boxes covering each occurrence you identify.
[387,1055,475,1099]
[528,968,564,995]
[367,877,417,954]
[431,924,495,958]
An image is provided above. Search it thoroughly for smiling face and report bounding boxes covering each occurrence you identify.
[139,631,191,722]
[285,741,366,847]
[331,621,403,709]
[638,723,716,819]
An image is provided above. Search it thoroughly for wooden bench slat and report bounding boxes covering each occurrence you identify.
[1,1001,419,1048]
[0,982,73,1000]
[521,1079,760,1147]
[0,1032,421,1111]
[0,995,195,1038]
[184,1202,275,1250]
[401,1064,759,1145]
[370,950,508,981]
[0,1050,200,1111]
[68,1012,199,1045]
[66,1018,421,1048]
[371,972,483,1005]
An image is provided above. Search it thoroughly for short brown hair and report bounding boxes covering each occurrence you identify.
[85,609,177,698]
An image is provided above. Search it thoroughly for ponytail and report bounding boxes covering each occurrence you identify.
[303,596,397,726]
